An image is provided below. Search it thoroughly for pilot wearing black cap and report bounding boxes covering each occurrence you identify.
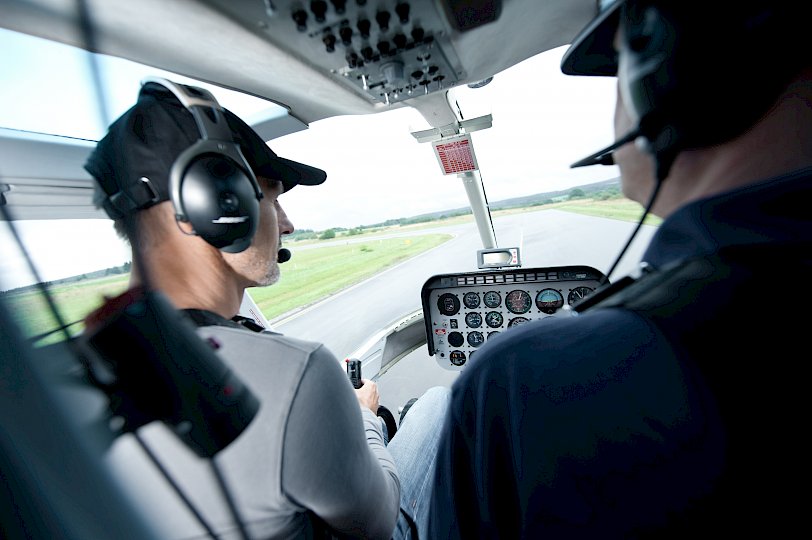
[430,1,812,537]
[83,78,449,540]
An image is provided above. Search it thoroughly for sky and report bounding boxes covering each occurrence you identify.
[0,27,620,289]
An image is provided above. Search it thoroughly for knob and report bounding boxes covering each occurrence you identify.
[330,0,347,15]
[323,32,337,52]
[357,18,371,38]
[292,9,308,31]
[339,25,353,45]
[411,27,425,43]
[395,2,410,24]
[376,10,390,32]
[393,33,407,49]
[361,46,374,61]
[377,40,391,56]
[310,1,327,23]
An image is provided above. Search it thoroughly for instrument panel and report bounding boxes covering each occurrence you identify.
[421,266,605,370]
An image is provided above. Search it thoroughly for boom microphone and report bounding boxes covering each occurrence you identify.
[570,129,640,169]
[277,248,291,263]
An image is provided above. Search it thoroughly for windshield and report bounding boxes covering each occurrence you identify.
[1,25,643,344]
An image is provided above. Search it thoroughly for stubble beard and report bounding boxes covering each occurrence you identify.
[237,249,280,288]
[254,261,280,287]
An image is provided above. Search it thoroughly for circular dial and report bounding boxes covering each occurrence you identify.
[448,331,464,347]
[465,312,483,328]
[536,288,564,314]
[485,311,503,328]
[437,293,460,316]
[508,316,530,327]
[463,291,481,309]
[487,331,500,340]
[483,290,502,308]
[568,286,594,306]
[449,350,466,366]
[505,290,532,314]
[467,331,485,347]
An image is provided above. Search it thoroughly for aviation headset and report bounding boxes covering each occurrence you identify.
[141,77,264,253]
[615,2,801,180]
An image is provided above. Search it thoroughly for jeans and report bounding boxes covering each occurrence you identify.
[386,386,451,540]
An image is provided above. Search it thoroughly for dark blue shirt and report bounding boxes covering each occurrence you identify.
[429,168,812,538]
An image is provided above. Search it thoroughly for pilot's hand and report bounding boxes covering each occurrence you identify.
[354,378,379,414]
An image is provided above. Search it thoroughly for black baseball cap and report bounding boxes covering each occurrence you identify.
[560,0,623,76]
[85,80,326,220]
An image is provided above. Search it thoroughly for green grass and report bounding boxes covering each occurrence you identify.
[2,274,130,343]
[249,234,450,321]
[546,198,663,225]
[3,234,451,341]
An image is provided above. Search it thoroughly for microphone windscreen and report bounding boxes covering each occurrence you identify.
[277,248,291,263]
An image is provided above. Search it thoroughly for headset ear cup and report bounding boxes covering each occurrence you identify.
[620,3,800,164]
[146,78,264,252]
[619,4,675,142]
[177,155,259,253]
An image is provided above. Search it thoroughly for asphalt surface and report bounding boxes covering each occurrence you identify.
[276,210,655,356]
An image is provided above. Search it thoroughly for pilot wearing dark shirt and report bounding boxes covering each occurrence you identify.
[429,1,812,537]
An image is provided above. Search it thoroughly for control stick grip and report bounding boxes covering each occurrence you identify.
[346,358,363,389]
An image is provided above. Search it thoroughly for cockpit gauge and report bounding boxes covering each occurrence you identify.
[465,312,483,328]
[450,350,466,366]
[463,291,481,309]
[448,331,464,347]
[422,265,607,369]
[536,288,564,314]
[505,290,532,314]
[485,311,503,328]
[467,331,485,347]
[483,290,502,308]
[437,293,460,316]
[568,286,594,306]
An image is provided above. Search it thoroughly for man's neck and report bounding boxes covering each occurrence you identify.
[129,243,245,320]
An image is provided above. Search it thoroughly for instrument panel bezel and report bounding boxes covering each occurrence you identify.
[421,265,606,370]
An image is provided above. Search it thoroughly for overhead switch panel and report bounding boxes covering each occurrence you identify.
[209,0,464,106]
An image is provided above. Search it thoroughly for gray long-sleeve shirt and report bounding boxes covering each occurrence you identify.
[106,323,400,539]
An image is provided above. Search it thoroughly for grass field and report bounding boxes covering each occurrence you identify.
[248,234,450,321]
[3,234,451,342]
[2,273,130,343]
[547,198,662,225]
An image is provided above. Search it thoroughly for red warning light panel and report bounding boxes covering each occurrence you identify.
[432,134,479,175]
